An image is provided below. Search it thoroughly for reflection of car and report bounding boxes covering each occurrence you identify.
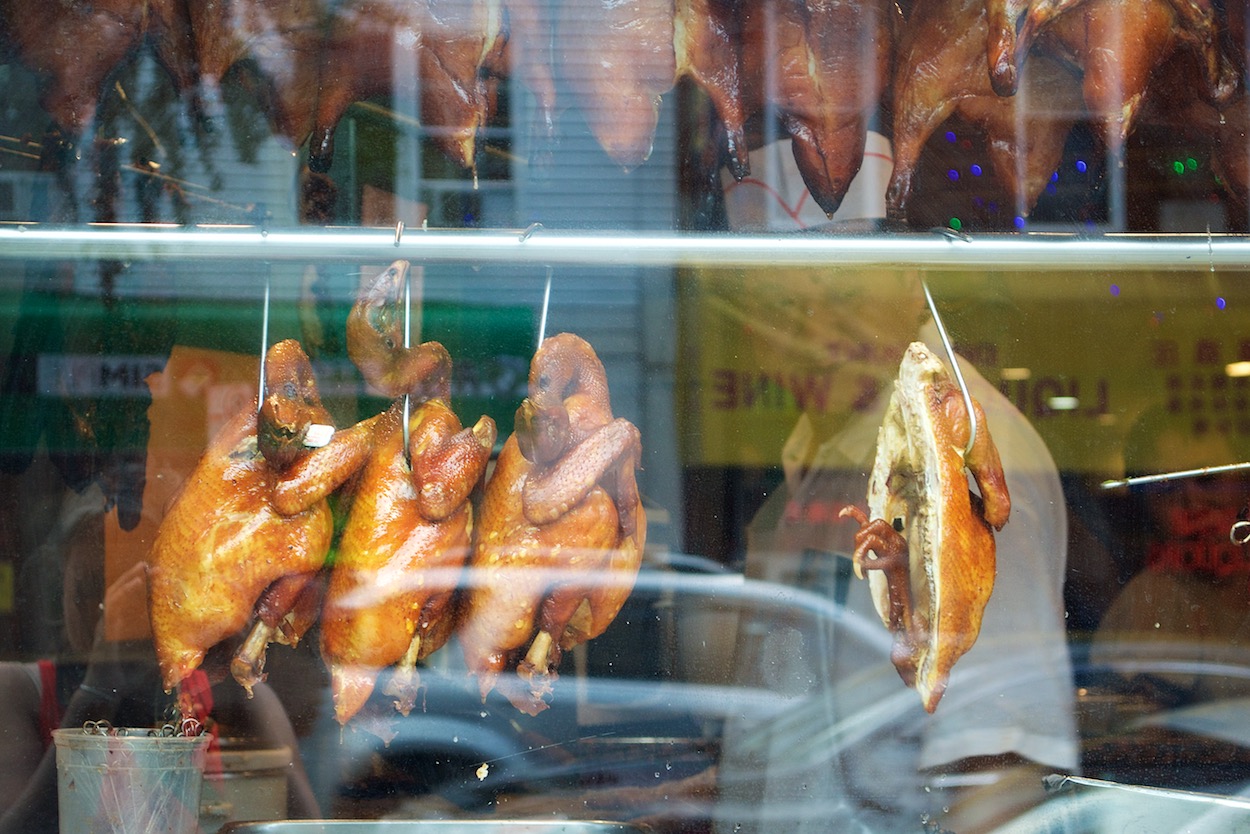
[307,563,1250,832]
[313,562,891,819]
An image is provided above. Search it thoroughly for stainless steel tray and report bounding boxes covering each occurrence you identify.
[219,821,647,834]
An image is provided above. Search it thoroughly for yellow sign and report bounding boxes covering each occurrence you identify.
[676,266,1250,475]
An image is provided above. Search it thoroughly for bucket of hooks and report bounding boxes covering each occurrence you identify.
[53,723,211,834]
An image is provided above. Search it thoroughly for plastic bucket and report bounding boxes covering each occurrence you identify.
[53,728,211,834]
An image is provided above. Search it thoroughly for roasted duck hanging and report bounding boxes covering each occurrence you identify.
[886,0,1083,226]
[309,0,504,175]
[0,0,148,136]
[319,262,497,725]
[840,342,1010,713]
[459,333,645,716]
[184,0,327,147]
[738,0,893,217]
[149,338,377,693]
[557,0,748,176]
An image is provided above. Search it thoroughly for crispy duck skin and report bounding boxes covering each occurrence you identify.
[886,0,1083,224]
[557,0,751,174]
[0,0,148,134]
[460,333,645,716]
[984,0,1028,94]
[498,0,559,141]
[149,339,375,693]
[985,0,1085,95]
[739,0,892,216]
[320,400,496,725]
[557,0,747,173]
[185,0,326,145]
[1210,0,1247,200]
[841,342,1009,713]
[677,0,750,179]
[1034,0,1235,156]
[559,0,676,168]
[309,0,501,174]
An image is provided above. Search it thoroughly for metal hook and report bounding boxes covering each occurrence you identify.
[921,276,977,458]
[931,226,972,243]
[1232,520,1250,546]
[1208,225,1215,276]
[520,222,543,242]
[537,266,553,348]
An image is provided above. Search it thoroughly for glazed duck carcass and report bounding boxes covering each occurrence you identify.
[459,333,645,716]
[739,0,893,216]
[983,0,1091,95]
[677,0,751,178]
[149,338,377,693]
[185,0,327,146]
[558,0,748,176]
[309,0,503,174]
[0,0,149,135]
[886,0,1084,225]
[1034,0,1235,156]
[493,0,559,143]
[840,342,1010,713]
[320,263,496,725]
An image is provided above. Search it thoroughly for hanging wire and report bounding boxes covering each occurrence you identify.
[920,276,977,457]
[257,273,271,409]
[538,265,553,347]
[400,223,412,452]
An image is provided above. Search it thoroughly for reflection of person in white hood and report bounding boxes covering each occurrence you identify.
[717,270,1078,834]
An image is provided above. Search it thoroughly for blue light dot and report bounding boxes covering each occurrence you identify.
[1110,284,1121,297]
[1076,160,1088,173]
[973,196,985,208]
[970,164,983,176]
[948,169,960,181]
[1046,182,1057,194]
[1217,297,1227,310]
[945,131,957,143]
[1014,216,1026,229]
[1051,171,1059,182]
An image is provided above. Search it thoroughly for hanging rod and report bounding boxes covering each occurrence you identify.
[3,224,1250,269]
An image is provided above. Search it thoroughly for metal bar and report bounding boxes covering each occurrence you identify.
[1046,774,1250,811]
[1100,461,1250,489]
[5,225,1250,269]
